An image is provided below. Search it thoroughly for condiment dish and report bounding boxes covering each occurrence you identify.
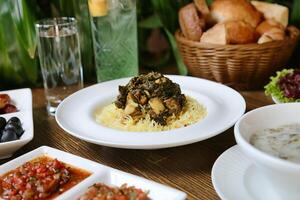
[0,88,33,159]
[234,103,300,199]
[0,146,187,200]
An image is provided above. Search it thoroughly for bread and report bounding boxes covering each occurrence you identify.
[194,0,210,17]
[226,21,256,44]
[179,3,203,41]
[210,0,262,28]
[256,20,284,36]
[200,21,256,45]
[200,23,227,44]
[257,34,273,44]
[258,28,285,44]
[251,1,289,27]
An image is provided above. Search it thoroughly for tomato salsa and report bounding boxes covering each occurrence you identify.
[77,183,149,200]
[0,156,91,200]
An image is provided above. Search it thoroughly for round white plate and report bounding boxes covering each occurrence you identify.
[55,75,245,149]
[212,145,284,200]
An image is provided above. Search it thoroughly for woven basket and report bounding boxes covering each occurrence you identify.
[175,27,300,90]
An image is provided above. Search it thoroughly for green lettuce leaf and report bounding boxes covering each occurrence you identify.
[264,69,300,103]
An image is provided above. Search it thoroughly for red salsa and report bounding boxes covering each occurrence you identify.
[0,156,91,200]
[77,183,150,200]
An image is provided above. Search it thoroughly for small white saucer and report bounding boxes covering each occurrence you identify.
[212,145,283,200]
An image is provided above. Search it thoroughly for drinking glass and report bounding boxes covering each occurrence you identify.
[89,0,138,82]
[35,17,83,115]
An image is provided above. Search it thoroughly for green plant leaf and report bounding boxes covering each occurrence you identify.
[138,14,162,29]
[165,29,187,75]
[0,0,38,86]
[149,0,188,75]
[150,0,177,32]
[205,0,213,6]
[291,0,300,26]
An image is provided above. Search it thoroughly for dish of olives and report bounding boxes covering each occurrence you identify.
[0,116,24,143]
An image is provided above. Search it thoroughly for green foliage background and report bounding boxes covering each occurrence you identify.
[0,0,299,87]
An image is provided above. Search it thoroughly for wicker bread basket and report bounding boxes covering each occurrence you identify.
[175,27,300,90]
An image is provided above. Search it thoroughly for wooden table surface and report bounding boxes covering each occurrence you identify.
[0,88,273,199]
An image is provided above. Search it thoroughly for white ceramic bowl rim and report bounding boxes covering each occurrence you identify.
[234,103,300,170]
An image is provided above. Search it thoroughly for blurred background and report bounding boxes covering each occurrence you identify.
[0,0,299,88]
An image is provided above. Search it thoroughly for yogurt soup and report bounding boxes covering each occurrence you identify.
[250,124,300,164]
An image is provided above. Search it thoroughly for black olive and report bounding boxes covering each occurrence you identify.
[5,123,24,138]
[0,117,6,131]
[7,117,21,127]
[1,129,18,142]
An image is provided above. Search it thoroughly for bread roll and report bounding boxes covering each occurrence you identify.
[200,23,227,44]
[179,3,203,41]
[256,20,284,36]
[226,21,256,44]
[210,0,262,28]
[258,28,285,44]
[251,1,288,27]
[257,34,273,44]
[201,21,256,45]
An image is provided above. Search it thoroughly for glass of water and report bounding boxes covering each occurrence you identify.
[89,0,138,82]
[35,17,83,115]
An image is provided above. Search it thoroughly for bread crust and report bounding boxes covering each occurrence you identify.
[200,21,256,45]
[194,0,210,16]
[210,0,262,28]
[179,3,203,41]
[251,1,289,27]
[200,23,227,44]
[225,21,256,44]
[258,28,285,44]
[256,20,284,36]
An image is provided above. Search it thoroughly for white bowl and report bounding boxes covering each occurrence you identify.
[0,88,33,159]
[234,103,300,200]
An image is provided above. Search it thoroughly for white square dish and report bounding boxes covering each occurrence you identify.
[0,146,187,200]
[64,167,187,200]
[0,88,33,159]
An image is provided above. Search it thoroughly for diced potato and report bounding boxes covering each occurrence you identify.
[149,98,165,114]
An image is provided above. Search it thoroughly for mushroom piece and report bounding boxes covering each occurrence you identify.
[164,98,182,114]
[132,90,148,105]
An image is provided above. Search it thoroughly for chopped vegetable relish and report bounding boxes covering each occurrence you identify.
[0,156,91,200]
[78,183,150,200]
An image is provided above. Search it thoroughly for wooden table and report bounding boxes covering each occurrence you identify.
[0,88,273,199]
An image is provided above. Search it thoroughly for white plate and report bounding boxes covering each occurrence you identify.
[0,88,33,159]
[56,76,246,149]
[212,145,284,200]
[0,146,186,200]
